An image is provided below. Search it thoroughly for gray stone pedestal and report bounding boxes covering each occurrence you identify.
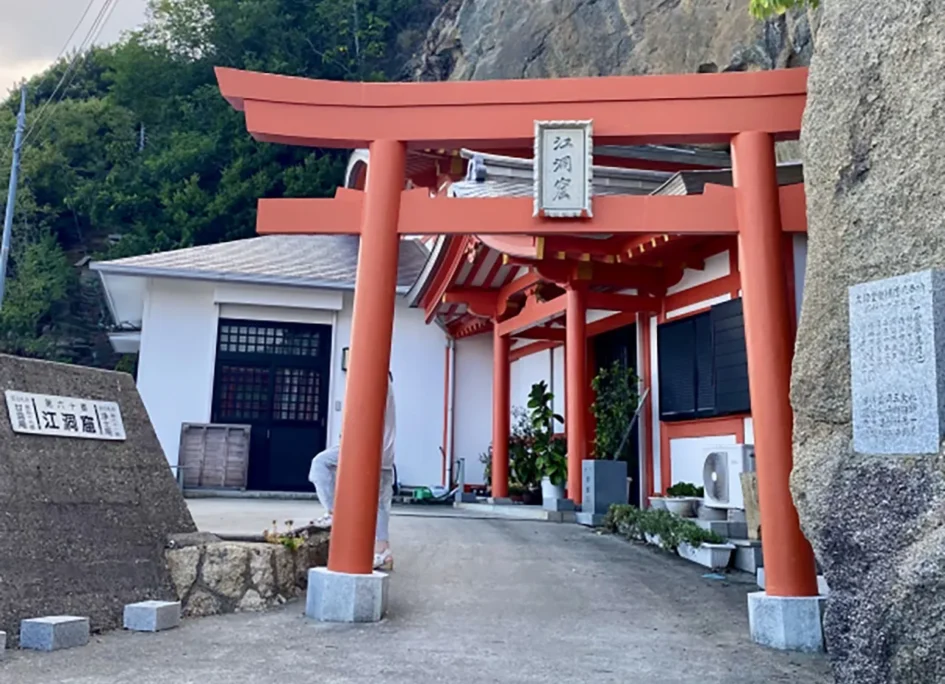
[582,459,628,514]
[306,568,389,623]
[542,498,575,512]
[575,511,607,527]
[748,591,826,653]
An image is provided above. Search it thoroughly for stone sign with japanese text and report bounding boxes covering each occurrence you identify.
[849,269,945,454]
[0,354,195,644]
[5,391,126,440]
[533,120,592,218]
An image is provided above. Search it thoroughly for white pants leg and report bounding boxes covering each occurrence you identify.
[376,468,394,542]
[309,446,340,513]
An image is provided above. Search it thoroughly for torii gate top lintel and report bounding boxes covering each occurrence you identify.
[215,66,808,149]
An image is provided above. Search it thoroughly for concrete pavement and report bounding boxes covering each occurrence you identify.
[1,508,831,683]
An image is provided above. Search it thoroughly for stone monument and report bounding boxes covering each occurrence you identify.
[795,2,945,681]
[0,354,197,644]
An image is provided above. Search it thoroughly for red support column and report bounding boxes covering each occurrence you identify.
[566,285,588,504]
[492,325,511,499]
[732,131,818,598]
[327,139,405,576]
[586,342,597,460]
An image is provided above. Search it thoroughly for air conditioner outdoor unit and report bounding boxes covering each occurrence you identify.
[702,444,755,510]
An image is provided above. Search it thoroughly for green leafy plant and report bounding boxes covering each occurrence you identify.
[666,482,704,498]
[591,360,639,460]
[527,381,567,486]
[263,519,305,552]
[479,406,541,489]
[605,504,723,552]
[749,0,818,19]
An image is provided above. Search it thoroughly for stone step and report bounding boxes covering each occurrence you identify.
[693,519,749,540]
[730,539,764,574]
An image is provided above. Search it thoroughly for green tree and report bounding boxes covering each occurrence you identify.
[749,0,818,19]
[0,0,440,366]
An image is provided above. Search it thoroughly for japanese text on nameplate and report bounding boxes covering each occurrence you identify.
[4,390,127,441]
[534,120,592,218]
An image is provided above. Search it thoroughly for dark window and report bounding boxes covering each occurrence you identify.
[216,366,272,421]
[218,322,321,357]
[273,368,322,422]
[657,298,750,421]
[711,299,751,415]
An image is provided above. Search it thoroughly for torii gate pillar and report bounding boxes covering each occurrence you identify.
[307,140,405,623]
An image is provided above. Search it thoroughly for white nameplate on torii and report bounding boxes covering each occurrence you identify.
[533,119,593,218]
[5,390,127,441]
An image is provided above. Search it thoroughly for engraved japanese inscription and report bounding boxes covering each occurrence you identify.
[849,270,945,454]
[533,120,592,218]
[4,390,127,441]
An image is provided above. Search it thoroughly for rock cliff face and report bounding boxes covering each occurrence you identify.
[796,1,945,682]
[412,0,817,81]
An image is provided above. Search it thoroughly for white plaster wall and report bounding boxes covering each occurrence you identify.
[552,345,565,420]
[137,279,446,489]
[744,417,755,445]
[452,334,493,485]
[793,233,808,323]
[328,293,448,488]
[667,251,730,295]
[668,434,738,490]
[511,350,549,413]
[137,278,219,468]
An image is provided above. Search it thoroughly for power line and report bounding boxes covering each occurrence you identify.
[21,0,103,144]
[53,0,100,65]
[23,0,121,147]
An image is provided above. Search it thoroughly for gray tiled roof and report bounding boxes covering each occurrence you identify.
[91,235,430,292]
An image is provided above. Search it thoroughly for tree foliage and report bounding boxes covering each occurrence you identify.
[749,0,818,19]
[0,0,439,366]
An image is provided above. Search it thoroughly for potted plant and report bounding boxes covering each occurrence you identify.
[586,361,639,514]
[526,381,567,501]
[605,504,735,570]
[664,482,703,517]
[648,494,667,510]
[479,407,542,503]
[509,407,542,504]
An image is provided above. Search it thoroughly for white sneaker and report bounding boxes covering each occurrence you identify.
[373,548,393,571]
[314,514,333,528]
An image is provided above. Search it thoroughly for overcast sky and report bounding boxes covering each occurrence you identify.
[0,0,149,94]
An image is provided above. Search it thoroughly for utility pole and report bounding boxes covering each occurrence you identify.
[0,85,27,311]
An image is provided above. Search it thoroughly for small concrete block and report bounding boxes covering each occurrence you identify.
[306,567,388,623]
[542,497,575,512]
[487,497,513,505]
[124,600,181,632]
[575,512,607,527]
[748,591,826,653]
[20,616,90,652]
[0,630,6,660]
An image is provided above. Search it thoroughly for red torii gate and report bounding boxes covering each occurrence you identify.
[216,66,817,604]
